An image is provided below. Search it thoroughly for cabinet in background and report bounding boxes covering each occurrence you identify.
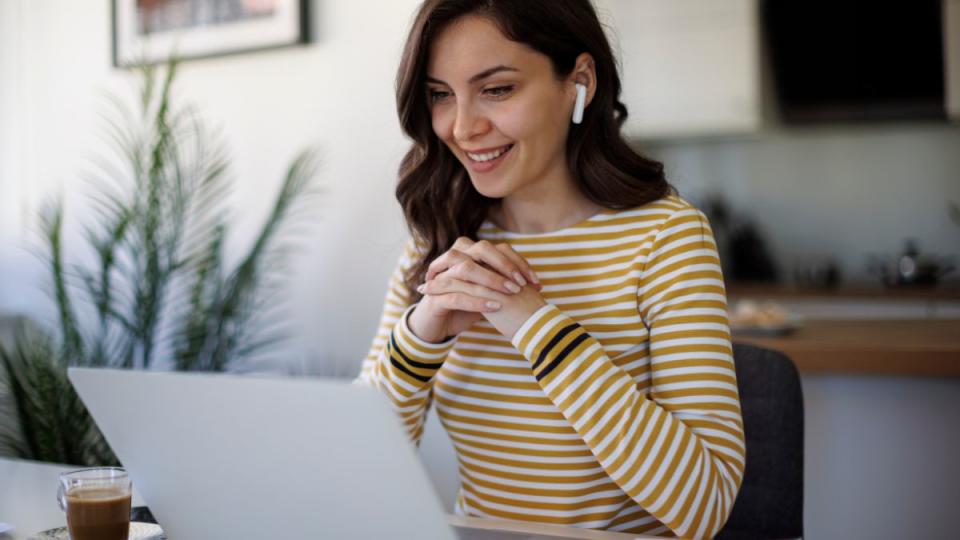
[947,0,960,121]
[599,0,762,139]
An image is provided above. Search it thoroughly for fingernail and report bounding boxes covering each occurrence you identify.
[486,301,501,310]
[512,272,527,287]
[532,272,540,284]
[505,281,521,293]
[417,284,425,293]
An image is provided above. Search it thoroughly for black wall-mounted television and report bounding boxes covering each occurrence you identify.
[762,0,946,123]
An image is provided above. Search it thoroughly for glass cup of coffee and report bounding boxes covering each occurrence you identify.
[56,467,132,540]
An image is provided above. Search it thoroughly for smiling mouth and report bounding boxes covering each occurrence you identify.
[466,144,514,163]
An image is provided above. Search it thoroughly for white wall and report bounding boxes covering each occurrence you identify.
[647,124,960,284]
[0,0,422,375]
[2,1,959,538]
[0,1,37,315]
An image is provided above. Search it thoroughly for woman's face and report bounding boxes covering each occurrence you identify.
[426,15,576,199]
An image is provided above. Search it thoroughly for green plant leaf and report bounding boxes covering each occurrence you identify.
[3,53,319,465]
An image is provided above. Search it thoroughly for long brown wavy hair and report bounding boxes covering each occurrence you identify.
[396,0,672,297]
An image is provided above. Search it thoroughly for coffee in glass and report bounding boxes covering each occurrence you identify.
[57,467,132,540]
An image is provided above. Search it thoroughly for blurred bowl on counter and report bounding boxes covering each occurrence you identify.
[728,300,802,337]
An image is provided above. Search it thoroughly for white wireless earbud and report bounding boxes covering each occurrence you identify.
[572,83,587,124]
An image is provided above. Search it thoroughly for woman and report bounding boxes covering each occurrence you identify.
[357,0,745,537]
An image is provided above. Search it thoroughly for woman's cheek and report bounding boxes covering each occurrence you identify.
[490,101,528,140]
[431,108,454,141]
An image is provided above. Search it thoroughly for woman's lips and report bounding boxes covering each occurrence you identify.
[464,144,514,173]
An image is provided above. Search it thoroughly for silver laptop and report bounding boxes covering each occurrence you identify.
[68,367,458,540]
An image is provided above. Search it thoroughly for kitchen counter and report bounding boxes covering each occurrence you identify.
[733,319,960,377]
[727,283,960,300]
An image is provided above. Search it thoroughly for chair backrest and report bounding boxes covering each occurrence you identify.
[716,344,804,540]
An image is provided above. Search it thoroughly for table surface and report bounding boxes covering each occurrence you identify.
[0,458,146,540]
[734,318,960,377]
[728,282,960,300]
[0,458,650,540]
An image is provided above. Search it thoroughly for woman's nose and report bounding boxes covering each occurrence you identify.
[453,102,490,142]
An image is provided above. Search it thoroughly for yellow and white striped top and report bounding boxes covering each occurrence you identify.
[357,195,745,538]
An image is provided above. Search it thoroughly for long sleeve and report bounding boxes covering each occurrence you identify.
[355,239,456,445]
[508,208,744,539]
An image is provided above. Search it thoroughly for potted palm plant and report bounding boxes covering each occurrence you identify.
[0,57,319,466]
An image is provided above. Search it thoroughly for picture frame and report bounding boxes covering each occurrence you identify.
[112,0,310,67]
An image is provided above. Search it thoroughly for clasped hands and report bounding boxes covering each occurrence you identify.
[407,237,546,343]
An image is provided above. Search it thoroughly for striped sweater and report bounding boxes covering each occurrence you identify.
[356,195,745,538]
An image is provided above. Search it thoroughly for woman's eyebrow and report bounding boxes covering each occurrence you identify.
[426,65,519,86]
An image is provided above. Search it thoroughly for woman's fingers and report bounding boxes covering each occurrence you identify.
[450,259,523,294]
[420,274,503,300]
[425,249,470,282]
[452,237,475,252]
[427,248,522,294]
[418,277,502,312]
[428,237,540,290]
[493,242,540,286]
[465,240,531,287]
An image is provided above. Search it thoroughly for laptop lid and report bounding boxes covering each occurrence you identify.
[68,367,457,540]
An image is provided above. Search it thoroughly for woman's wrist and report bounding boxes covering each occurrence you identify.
[406,302,448,344]
[483,288,547,340]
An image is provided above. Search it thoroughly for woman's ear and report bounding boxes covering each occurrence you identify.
[570,52,597,107]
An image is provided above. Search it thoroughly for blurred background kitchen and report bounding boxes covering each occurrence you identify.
[1,0,958,538]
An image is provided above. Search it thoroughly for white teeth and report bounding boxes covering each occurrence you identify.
[467,145,511,162]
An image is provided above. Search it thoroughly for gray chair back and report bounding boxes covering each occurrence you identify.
[716,344,804,540]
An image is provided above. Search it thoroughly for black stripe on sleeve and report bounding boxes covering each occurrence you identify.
[390,333,443,370]
[389,357,432,383]
[531,324,579,371]
[386,335,433,383]
[536,332,590,382]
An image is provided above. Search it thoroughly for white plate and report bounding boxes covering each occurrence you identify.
[731,320,802,337]
[28,522,164,540]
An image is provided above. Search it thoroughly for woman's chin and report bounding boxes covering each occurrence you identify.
[470,179,511,200]
[473,182,510,199]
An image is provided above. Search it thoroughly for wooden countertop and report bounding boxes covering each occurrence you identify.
[734,319,960,377]
[727,283,960,300]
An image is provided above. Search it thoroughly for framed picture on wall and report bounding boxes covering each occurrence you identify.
[112,0,310,67]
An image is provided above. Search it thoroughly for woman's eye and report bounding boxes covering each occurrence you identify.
[484,85,514,98]
[429,89,452,104]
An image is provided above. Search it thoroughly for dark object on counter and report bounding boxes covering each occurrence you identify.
[131,507,157,524]
[949,201,960,228]
[701,195,733,269]
[700,194,780,283]
[716,344,804,540]
[792,259,841,289]
[729,222,779,283]
[868,239,956,287]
